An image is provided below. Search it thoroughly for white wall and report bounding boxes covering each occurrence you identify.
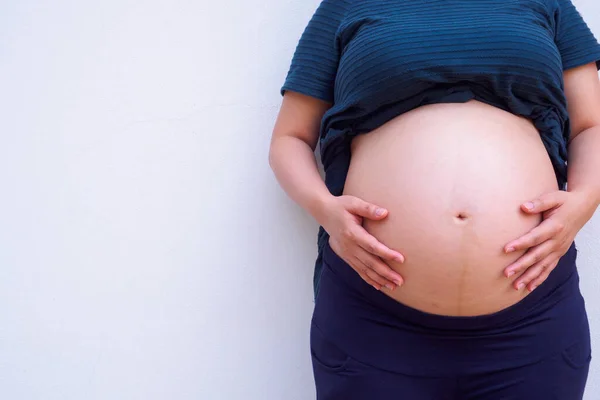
[0,1,599,399]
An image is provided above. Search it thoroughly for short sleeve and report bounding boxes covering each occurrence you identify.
[280,0,349,103]
[553,0,600,71]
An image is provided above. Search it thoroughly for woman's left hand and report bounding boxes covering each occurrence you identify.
[503,190,597,292]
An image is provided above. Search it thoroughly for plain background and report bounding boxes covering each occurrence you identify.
[1,0,599,399]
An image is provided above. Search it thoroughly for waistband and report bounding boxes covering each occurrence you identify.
[321,239,578,332]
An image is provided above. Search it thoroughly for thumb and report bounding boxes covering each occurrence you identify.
[346,196,388,220]
[521,191,565,213]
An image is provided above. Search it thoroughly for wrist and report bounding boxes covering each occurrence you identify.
[568,186,600,210]
[308,192,336,226]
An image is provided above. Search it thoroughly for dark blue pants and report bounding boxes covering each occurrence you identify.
[311,241,591,399]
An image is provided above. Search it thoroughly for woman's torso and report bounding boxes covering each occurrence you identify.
[342,99,559,316]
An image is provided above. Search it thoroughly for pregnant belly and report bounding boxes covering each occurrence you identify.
[342,99,559,316]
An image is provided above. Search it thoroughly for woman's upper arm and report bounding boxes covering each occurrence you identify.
[563,63,600,142]
[553,0,600,141]
[271,91,331,151]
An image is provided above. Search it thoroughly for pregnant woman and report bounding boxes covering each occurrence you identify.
[269,0,600,399]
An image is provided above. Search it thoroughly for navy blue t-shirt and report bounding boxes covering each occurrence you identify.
[279,0,600,296]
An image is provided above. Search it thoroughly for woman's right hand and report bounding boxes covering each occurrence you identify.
[317,195,405,291]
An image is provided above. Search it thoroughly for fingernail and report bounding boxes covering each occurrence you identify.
[385,283,395,290]
[395,254,404,263]
[375,208,385,216]
[517,282,525,290]
[394,279,403,287]
[506,247,515,253]
[529,285,537,292]
[507,270,515,278]
[524,202,534,210]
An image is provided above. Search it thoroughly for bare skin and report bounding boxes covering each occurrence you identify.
[342,99,557,315]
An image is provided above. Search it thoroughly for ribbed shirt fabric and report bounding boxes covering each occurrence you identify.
[280,0,600,296]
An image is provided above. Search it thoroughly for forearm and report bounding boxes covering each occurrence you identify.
[567,124,600,210]
[269,136,333,224]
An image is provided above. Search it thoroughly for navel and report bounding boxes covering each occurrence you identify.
[453,212,469,224]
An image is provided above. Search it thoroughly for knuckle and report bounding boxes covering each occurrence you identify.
[541,266,552,278]
[366,241,377,253]
[342,228,354,240]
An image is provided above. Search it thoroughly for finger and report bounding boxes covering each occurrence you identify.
[521,191,566,214]
[330,237,393,291]
[345,196,389,220]
[527,259,560,291]
[504,220,564,253]
[358,251,404,288]
[350,256,385,291]
[504,242,553,278]
[359,270,383,291]
[355,254,398,289]
[355,226,405,262]
[513,254,559,291]
[365,268,396,291]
